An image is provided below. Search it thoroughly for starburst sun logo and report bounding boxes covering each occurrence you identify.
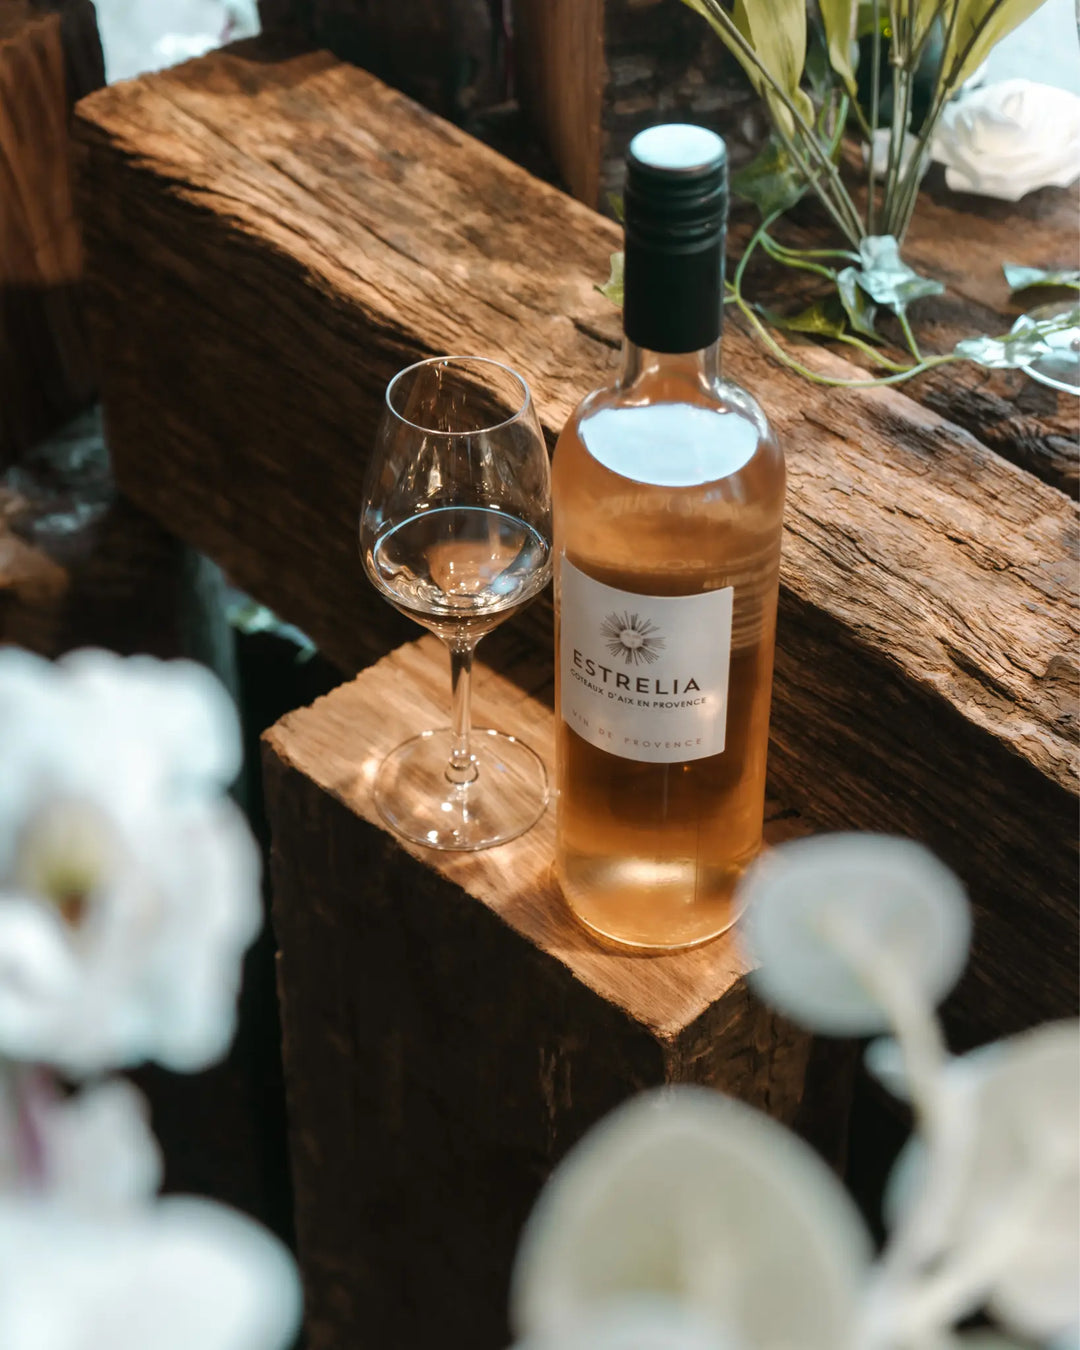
[601,611,666,666]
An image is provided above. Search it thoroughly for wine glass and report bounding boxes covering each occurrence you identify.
[360,356,552,851]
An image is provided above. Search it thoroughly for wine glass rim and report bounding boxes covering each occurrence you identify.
[385,355,535,436]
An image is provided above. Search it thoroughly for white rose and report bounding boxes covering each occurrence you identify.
[930,79,1080,201]
[0,1076,301,1350]
[0,649,262,1076]
[510,1088,870,1350]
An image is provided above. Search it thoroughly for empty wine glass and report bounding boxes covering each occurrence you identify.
[360,356,552,850]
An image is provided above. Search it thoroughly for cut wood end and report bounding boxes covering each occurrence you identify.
[263,633,811,1039]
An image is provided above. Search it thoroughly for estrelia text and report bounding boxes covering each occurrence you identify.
[572,649,700,696]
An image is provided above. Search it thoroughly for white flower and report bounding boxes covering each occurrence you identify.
[883,1021,1080,1341]
[0,1196,300,1350]
[930,80,1080,201]
[510,1088,870,1350]
[0,1075,162,1205]
[863,129,926,182]
[739,834,971,1036]
[0,649,262,1076]
[513,1297,737,1350]
[0,1074,301,1350]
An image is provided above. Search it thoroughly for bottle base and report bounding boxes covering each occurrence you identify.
[556,852,754,954]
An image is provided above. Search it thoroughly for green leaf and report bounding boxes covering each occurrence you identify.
[836,266,881,336]
[955,305,1080,369]
[735,0,815,135]
[731,136,807,216]
[894,0,947,58]
[762,296,848,337]
[1004,263,1080,293]
[818,0,859,95]
[849,234,944,315]
[607,193,625,224]
[683,0,814,138]
[940,0,1048,92]
[805,16,838,103]
[597,251,624,306]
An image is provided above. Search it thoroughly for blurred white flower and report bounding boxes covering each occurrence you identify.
[513,1297,737,1350]
[510,1088,870,1350]
[930,80,1080,200]
[863,129,925,182]
[0,649,262,1076]
[0,1072,301,1350]
[0,1196,300,1350]
[0,1075,161,1205]
[883,1021,1080,1342]
[739,834,971,1036]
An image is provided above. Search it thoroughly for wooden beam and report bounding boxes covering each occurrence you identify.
[0,0,102,465]
[72,47,1078,1037]
[263,634,821,1350]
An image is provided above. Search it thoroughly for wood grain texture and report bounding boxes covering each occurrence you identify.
[0,0,102,464]
[264,634,818,1350]
[72,47,1078,1036]
[511,0,604,205]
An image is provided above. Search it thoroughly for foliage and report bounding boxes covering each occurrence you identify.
[656,0,1070,388]
[510,834,1080,1350]
[1004,263,1080,294]
[685,0,1047,245]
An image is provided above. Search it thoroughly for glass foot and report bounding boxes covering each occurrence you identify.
[373,727,549,851]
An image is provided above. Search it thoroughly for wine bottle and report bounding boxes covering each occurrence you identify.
[552,124,786,951]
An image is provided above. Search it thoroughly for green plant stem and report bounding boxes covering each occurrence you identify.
[890,0,957,239]
[832,332,912,371]
[867,0,882,237]
[892,0,1003,240]
[764,240,861,262]
[735,209,783,294]
[691,0,865,244]
[847,94,875,143]
[880,64,903,225]
[897,307,923,362]
[882,57,914,234]
[726,279,958,387]
[759,232,837,281]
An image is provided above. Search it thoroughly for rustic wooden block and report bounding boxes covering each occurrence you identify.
[511,0,759,209]
[263,634,821,1350]
[0,0,102,466]
[72,47,1077,1039]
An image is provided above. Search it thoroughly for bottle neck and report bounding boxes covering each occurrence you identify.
[618,338,723,395]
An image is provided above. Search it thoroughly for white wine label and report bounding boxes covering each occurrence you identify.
[559,557,733,764]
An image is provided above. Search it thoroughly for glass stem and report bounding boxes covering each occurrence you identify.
[446,642,478,785]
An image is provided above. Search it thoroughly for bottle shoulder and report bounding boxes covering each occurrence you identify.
[555,374,783,492]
